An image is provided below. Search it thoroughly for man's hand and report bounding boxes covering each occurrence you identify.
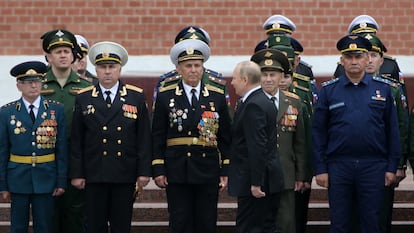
[395,169,406,185]
[154,175,168,188]
[315,173,329,188]
[251,185,266,198]
[71,178,86,190]
[52,188,65,196]
[294,181,305,192]
[1,191,10,202]
[219,176,228,192]
[385,172,396,187]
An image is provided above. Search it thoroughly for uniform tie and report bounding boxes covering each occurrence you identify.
[105,90,112,108]
[29,104,35,123]
[191,88,198,110]
[271,96,278,111]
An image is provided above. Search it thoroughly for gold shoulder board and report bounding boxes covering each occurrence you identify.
[77,86,94,94]
[205,84,224,94]
[125,84,143,93]
[283,91,300,100]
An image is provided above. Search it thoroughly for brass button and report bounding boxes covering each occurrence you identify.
[32,152,36,156]
[117,152,122,156]
[187,152,191,157]
[103,139,107,143]
[117,126,122,131]
[117,140,122,144]
[103,151,107,156]
[103,126,108,131]
[188,131,192,136]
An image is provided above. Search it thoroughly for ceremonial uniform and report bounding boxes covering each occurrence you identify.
[0,61,67,233]
[152,38,231,233]
[40,29,91,233]
[313,35,401,233]
[70,41,152,233]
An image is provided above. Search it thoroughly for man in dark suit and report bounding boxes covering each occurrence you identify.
[152,38,232,233]
[228,60,284,233]
[69,41,152,233]
[0,61,67,233]
[251,48,308,233]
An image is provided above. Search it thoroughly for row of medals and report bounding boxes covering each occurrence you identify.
[169,107,188,132]
[36,119,57,149]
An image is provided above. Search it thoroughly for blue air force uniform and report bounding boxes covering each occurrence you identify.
[0,61,67,233]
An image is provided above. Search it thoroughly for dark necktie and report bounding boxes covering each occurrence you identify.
[191,88,198,109]
[29,104,35,123]
[271,96,278,111]
[105,90,112,108]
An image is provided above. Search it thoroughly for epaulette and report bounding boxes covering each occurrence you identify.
[40,89,55,95]
[125,84,143,93]
[293,72,310,82]
[163,75,180,84]
[159,70,179,80]
[283,91,300,100]
[383,54,396,61]
[373,76,397,88]
[159,83,178,93]
[44,99,61,104]
[70,86,86,95]
[299,60,313,69]
[380,74,400,86]
[321,78,339,87]
[293,84,309,92]
[1,101,19,109]
[77,85,94,94]
[204,69,223,79]
[208,76,227,86]
[205,84,225,95]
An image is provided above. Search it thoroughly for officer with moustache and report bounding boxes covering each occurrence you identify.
[70,41,152,233]
[152,38,232,233]
[0,61,67,233]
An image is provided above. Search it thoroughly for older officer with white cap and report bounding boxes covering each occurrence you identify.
[152,38,232,233]
[0,61,67,233]
[72,35,98,84]
[69,41,152,233]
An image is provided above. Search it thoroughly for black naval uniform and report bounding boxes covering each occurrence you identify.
[152,79,232,233]
[69,82,152,233]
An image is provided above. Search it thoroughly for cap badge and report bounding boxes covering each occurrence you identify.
[272,23,280,29]
[360,22,367,29]
[264,59,274,66]
[55,30,64,37]
[365,34,373,40]
[187,27,196,33]
[349,43,357,49]
[25,69,37,75]
[186,47,194,55]
[349,35,358,40]
[58,38,63,42]
[265,51,273,57]
[275,37,281,42]
[103,51,110,58]
[189,34,199,40]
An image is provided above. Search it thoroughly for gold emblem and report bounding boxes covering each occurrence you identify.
[264,59,274,66]
[187,27,196,33]
[265,51,273,58]
[186,47,194,55]
[25,69,37,75]
[14,128,20,134]
[276,36,281,42]
[272,23,280,29]
[103,51,109,58]
[349,43,357,49]
[360,22,367,28]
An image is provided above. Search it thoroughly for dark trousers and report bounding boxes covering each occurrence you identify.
[53,182,85,233]
[166,183,219,233]
[235,192,281,233]
[328,160,387,233]
[11,193,54,233]
[295,188,311,233]
[85,183,135,233]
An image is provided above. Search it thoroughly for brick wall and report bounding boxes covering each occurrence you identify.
[1,0,414,56]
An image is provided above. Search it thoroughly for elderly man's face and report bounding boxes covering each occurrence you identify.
[176,60,204,87]
[340,52,370,76]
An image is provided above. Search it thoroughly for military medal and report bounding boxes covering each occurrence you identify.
[169,99,175,107]
[10,115,16,125]
[14,128,20,134]
[16,121,22,127]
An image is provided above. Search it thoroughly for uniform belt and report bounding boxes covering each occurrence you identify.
[10,153,55,166]
[167,137,217,147]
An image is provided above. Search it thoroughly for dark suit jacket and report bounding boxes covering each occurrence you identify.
[228,88,284,196]
[69,81,152,183]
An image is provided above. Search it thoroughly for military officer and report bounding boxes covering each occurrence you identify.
[0,61,67,233]
[152,26,229,111]
[72,34,98,84]
[70,41,152,233]
[333,15,405,95]
[313,34,400,233]
[251,48,308,233]
[40,29,92,233]
[152,38,232,233]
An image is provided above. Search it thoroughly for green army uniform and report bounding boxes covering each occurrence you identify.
[40,29,92,233]
[292,72,314,111]
[42,69,91,233]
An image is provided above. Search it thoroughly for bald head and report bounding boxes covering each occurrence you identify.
[231,61,262,97]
